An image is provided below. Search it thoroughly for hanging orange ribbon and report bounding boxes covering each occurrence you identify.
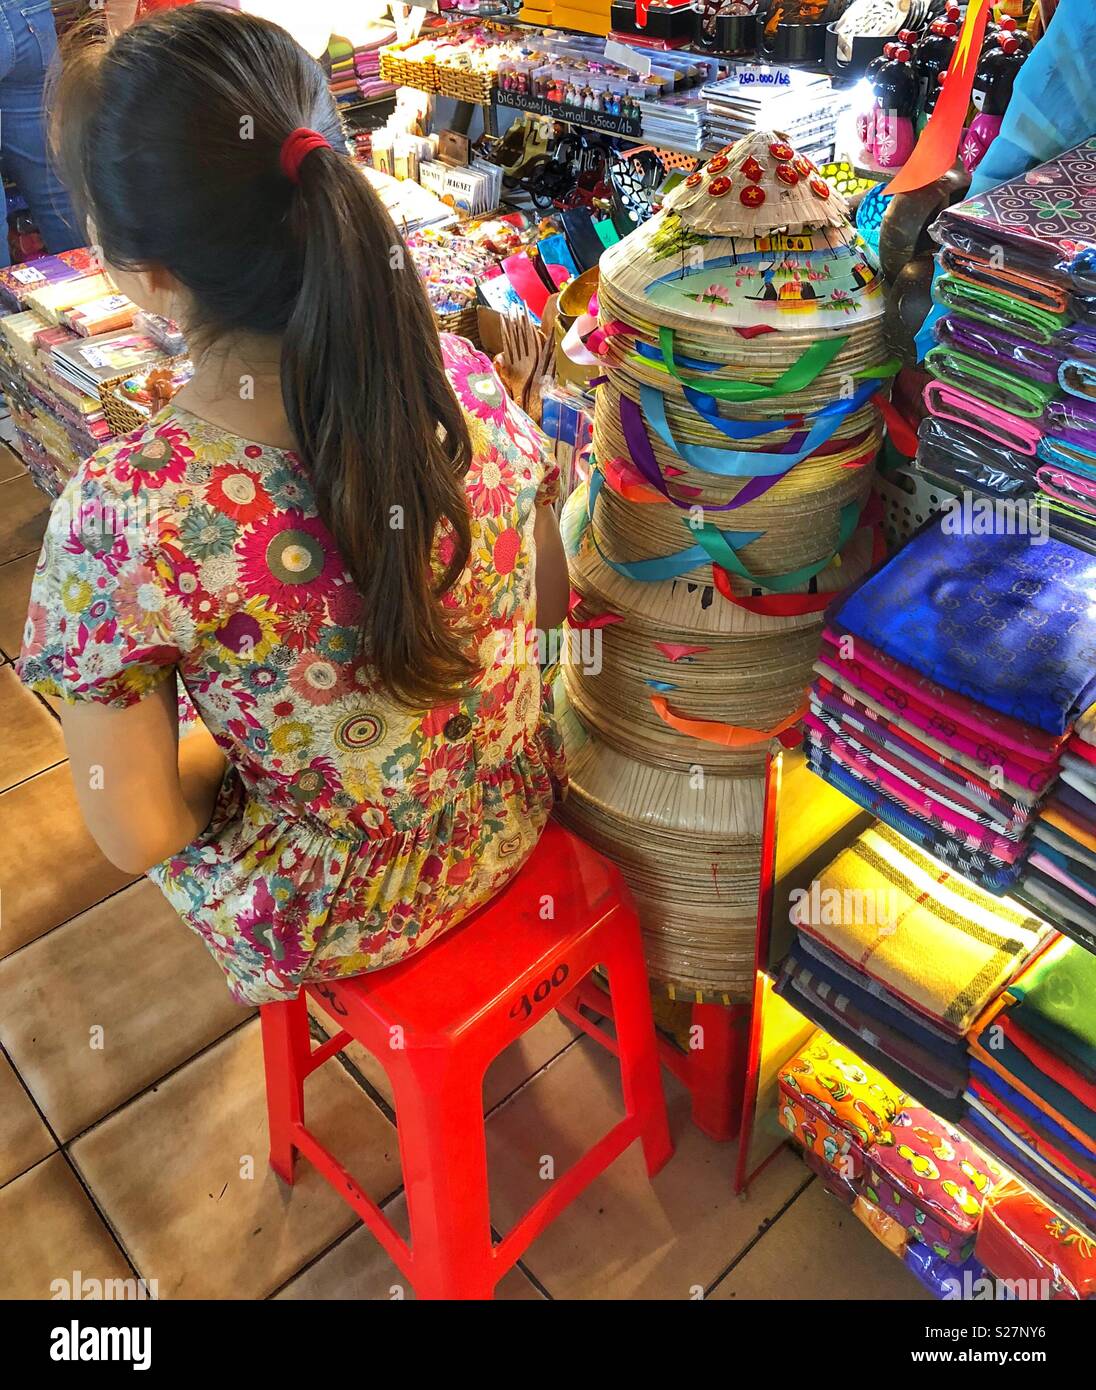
[886,0,994,196]
[649,695,808,747]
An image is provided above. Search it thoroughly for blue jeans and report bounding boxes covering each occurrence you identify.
[0,0,78,267]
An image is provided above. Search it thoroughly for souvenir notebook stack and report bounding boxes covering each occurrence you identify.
[556,130,894,998]
[919,138,1096,549]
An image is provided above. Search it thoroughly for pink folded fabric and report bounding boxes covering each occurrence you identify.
[815,650,1059,796]
[1028,852,1096,908]
[923,381,1045,454]
[808,721,1027,862]
[821,629,1064,762]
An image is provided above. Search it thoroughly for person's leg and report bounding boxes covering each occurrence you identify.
[0,6,17,268]
[0,1,78,262]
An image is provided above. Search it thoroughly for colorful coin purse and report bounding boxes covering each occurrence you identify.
[865,1106,1001,1265]
[777,1031,908,1182]
[975,1179,1096,1300]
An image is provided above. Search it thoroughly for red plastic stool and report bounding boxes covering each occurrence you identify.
[259,821,673,1299]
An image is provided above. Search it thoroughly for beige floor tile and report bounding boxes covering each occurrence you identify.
[0,1050,54,1186]
[309,992,579,1114]
[0,663,64,790]
[275,1196,544,1301]
[0,764,134,959]
[0,1153,133,1299]
[70,1020,401,1299]
[0,443,25,483]
[0,552,36,660]
[0,473,49,566]
[482,1036,808,1300]
[710,1177,932,1301]
[0,880,247,1141]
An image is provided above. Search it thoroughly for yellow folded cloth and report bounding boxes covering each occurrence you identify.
[796,823,1051,1035]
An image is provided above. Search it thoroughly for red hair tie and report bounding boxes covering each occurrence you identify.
[280,127,331,184]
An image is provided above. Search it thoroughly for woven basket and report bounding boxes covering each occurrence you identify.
[434,305,480,347]
[435,63,495,106]
[379,46,438,94]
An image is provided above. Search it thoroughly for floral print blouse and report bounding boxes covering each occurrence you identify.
[19,335,566,1005]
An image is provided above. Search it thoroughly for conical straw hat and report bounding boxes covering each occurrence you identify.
[662,132,851,236]
[554,684,765,996]
[599,217,886,334]
[564,491,879,638]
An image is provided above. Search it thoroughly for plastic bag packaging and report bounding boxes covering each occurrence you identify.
[925,343,1053,418]
[974,1178,1096,1300]
[1045,393,1096,451]
[916,415,1038,497]
[934,314,1074,384]
[932,273,1073,346]
[904,1243,1000,1300]
[1036,464,1096,519]
[1059,358,1096,402]
[922,379,1044,453]
[852,1194,908,1257]
[939,248,1069,315]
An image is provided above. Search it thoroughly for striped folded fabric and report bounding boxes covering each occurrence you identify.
[793,823,1052,1036]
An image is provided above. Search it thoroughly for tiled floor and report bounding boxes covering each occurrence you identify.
[0,442,928,1301]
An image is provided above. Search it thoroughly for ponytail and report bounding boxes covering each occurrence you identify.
[283,150,478,708]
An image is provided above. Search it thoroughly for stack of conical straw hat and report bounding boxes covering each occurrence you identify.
[556,130,892,1000]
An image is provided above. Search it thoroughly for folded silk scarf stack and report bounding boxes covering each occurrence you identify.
[774,822,1053,1122]
[918,138,1096,548]
[1019,724,1096,952]
[806,515,1096,896]
[965,937,1096,1236]
[326,28,396,110]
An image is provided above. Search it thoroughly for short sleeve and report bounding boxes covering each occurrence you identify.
[440,329,561,508]
[17,468,185,708]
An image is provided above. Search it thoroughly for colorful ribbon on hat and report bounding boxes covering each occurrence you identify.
[638,377,883,476]
[584,467,763,581]
[577,468,884,616]
[584,466,867,592]
[618,393,876,512]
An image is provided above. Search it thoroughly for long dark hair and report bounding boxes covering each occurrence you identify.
[54,4,477,707]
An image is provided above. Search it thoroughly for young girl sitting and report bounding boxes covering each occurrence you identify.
[18,5,568,1006]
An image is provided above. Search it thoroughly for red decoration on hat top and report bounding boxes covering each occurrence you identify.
[740,185,766,208]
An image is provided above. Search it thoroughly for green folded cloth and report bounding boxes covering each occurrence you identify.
[926,344,1054,418]
[933,274,1072,346]
[1007,937,1096,1082]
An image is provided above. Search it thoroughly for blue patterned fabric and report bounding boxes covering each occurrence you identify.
[832,518,1096,735]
